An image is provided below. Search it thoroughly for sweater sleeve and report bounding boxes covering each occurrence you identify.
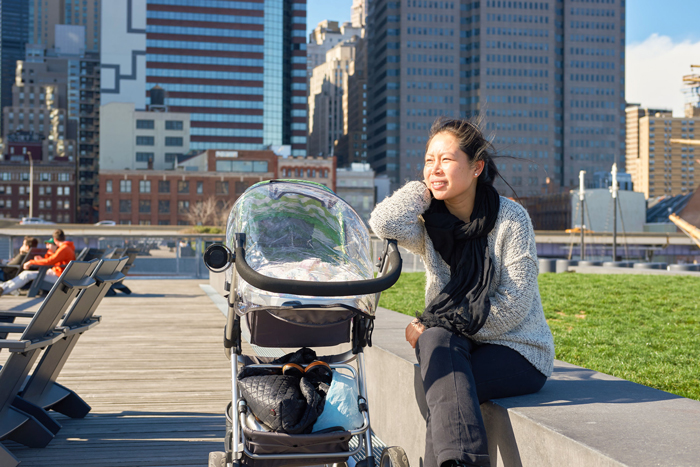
[369,181,432,255]
[28,245,74,267]
[473,207,539,339]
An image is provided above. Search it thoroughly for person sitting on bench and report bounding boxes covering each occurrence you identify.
[0,236,38,281]
[0,229,75,297]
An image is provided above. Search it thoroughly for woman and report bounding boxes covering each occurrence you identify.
[369,118,554,467]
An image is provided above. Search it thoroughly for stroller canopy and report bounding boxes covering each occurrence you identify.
[226,180,376,314]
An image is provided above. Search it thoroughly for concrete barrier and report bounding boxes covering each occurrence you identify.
[555,259,576,273]
[366,307,700,467]
[668,264,700,272]
[577,260,602,267]
[538,259,557,273]
[633,262,667,270]
[602,261,634,268]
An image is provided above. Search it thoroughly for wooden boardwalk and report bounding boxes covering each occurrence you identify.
[1,279,233,467]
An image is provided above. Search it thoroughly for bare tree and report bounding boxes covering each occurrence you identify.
[185,196,234,228]
[185,197,217,226]
[214,198,235,227]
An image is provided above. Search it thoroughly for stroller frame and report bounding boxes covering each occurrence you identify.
[205,233,402,467]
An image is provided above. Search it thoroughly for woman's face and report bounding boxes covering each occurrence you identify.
[423,132,482,202]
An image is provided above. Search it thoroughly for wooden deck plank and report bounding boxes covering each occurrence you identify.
[1,279,233,467]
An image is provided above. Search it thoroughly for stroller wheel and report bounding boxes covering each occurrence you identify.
[380,447,410,467]
[208,451,227,467]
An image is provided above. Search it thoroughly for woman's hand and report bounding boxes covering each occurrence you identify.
[405,318,425,349]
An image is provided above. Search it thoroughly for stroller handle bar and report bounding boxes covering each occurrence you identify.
[233,239,402,297]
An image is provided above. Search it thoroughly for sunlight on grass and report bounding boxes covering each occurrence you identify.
[378,272,700,401]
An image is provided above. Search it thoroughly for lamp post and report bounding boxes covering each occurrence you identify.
[27,151,34,218]
[579,170,586,260]
[610,163,619,261]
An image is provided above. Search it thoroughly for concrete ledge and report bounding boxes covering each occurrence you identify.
[366,307,700,467]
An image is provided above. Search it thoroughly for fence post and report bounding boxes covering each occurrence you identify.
[195,237,202,278]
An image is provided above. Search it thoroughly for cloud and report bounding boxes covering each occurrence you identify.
[626,34,700,117]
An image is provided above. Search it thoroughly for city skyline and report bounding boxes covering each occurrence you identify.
[308,0,700,117]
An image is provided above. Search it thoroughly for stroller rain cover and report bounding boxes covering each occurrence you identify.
[225,180,377,316]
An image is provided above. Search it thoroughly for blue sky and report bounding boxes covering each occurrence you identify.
[626,0,699,44]
[307,0,354,36]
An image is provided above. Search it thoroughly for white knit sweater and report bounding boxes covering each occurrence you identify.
[370,181,554,377]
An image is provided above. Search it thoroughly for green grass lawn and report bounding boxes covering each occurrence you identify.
[378,272,700,401]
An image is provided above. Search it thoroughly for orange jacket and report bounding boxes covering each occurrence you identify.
[27,241,75,276]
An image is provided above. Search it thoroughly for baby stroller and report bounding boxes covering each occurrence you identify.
[203,180,408,467]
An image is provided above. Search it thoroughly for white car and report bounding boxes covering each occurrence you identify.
[20,217,56,225]
[94,220,117,226]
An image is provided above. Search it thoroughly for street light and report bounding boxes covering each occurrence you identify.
[27,151,34,218]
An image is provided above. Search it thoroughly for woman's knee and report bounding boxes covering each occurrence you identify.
[416,326,454,360]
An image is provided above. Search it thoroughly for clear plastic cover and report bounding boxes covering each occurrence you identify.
[226,180,376,315]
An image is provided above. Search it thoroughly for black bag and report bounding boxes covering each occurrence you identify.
[237,348,331,434]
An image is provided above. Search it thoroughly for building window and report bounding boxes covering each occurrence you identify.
[120,180,132,193]
[159,180,170,193]
[158,200,170,214]
[139,180,151,193]
[120,200,131,213]
[197,181,203,194]
[178,200,190,213]
[216,181,229,195]
[165,137,183,147]
[139,200,151,213]
[216,160,268,172]
[165,153,179,163]
[105,199,112,213]
[165,120,183,130]
[64,186,70,196]
[235,181,248,193]
[136,119,154,129]
[136,136,155,146]
[105,179,113,193]
[177,180,189,194]
[136,152,153,163]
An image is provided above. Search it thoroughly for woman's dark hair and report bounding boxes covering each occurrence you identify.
[425,117,499,186]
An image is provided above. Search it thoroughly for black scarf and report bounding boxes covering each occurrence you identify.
[419,183,500,337]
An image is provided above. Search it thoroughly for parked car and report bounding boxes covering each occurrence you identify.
[94,220,117,226]
[20,217,56,225]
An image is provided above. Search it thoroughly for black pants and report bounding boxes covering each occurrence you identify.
[415,327,547,467]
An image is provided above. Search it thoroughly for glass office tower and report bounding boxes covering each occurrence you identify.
[145,0,307,155]
[367,0,625,195]
[0,0,29,135]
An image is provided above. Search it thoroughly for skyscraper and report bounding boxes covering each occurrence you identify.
[144,0,308,155]
[0,0,29,134]
[102,0,307,156]
[366,0,625,195]
[626,106,698,198]
[308,38,357,158]
[27,0,101,53]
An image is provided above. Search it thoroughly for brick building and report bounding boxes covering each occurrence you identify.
[98,150,278,225]
[278,155,336,191]
[0,158,76,222]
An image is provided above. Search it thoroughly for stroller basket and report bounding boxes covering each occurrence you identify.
[227,362,370,467]
[245,306,355,348]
